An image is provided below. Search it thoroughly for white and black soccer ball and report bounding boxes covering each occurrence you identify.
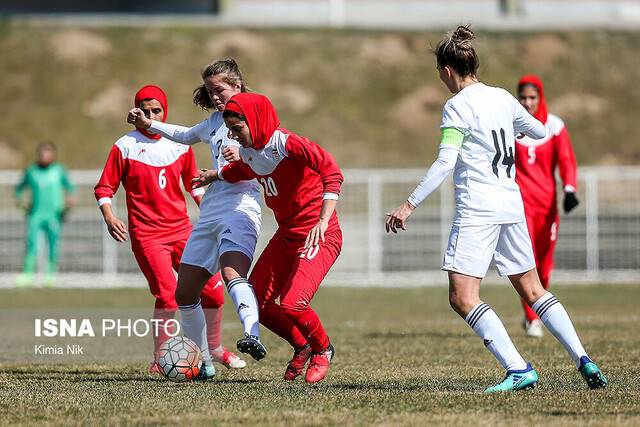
[157,336,202,382]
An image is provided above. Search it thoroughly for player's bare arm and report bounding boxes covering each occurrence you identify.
[99,203,127,242]
[305,199,337,248]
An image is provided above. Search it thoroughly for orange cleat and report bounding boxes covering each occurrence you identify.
[304,343,334,384]
[284,344,312,381]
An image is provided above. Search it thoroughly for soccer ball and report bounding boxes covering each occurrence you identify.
[157,336,202,382]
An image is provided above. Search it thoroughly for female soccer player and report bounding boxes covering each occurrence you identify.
[127,60,266,364]
[515,75,579,337]
[96,85,245,377]
[193,92,344,383]
[385,26,606,392]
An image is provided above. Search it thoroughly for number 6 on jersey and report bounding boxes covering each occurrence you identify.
[158,168,167,189]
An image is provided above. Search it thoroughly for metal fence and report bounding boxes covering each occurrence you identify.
[1,167,639,288]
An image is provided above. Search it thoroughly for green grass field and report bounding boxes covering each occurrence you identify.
[1,285,639,426]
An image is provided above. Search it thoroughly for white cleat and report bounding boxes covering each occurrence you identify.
[524,318,544,338]
[212,348,247,369]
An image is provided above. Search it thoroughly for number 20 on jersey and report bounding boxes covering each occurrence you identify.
[260,177,278,197]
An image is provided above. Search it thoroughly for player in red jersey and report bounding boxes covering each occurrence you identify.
[95,85,245,375]
[515,75,579,337]
[193,92,344,383]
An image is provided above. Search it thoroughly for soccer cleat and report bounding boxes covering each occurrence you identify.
[194,362,216,382]
[212,348,247,369]
[305,343,334,384]
[523,318,544,338]
[578,356,608,389]
[284,344,312,381]
[148,361,162,376]
[236,333,267,361]
[484,363,539,394]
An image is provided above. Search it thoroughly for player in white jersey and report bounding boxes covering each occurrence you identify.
[385,26,607,392]
[128,60,267,367]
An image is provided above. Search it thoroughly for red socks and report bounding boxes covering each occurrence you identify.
[283,307,329,353]
[259,302,308,349]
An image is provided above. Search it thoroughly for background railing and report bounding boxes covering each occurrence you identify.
[1,167,639,287]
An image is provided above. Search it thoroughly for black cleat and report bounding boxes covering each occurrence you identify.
[236,333,267,361]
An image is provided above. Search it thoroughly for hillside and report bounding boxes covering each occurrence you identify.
[1,24,638,169]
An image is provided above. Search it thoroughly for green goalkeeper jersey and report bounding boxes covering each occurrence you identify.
[15,163,75,216]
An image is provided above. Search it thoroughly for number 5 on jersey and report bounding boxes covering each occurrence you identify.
[260,177,278,197]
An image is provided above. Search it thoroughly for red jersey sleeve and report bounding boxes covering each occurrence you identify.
[219,160,257,183]
[94,145,126,205]
[555,126,578,190]
[284,135,344,196]
[181,147,205,202]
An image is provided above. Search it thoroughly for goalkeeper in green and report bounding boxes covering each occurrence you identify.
[15,142,76,285]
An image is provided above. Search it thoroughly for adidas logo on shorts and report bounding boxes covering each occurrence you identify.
[222,228,232,234]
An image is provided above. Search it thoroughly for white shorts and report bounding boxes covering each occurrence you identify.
[442,222,535,278]
[181,213,261,276]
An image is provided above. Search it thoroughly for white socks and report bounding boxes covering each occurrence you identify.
[179,299,212,363]
[226,277,261,338]
[532,292,587,368]
[465,303,528,371]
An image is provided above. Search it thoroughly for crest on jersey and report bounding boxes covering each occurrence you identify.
[271,146,280,161]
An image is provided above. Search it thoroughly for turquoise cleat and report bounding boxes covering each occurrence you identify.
[578,356,607,389]
[484,363,539,394]
[194,362,216,382]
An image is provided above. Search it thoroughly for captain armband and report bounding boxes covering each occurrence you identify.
[440,127,464,149]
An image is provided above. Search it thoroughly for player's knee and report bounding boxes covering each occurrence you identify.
[280,299,308,317]
[219,250,251,280]
[200,289,224,309]
[280,306,302,320]
[220,267,240,284]
[520,281,546,305]
[174,284,198,307]
[154,295,178,311]
[448,293,463,314]
[448,292,473,317]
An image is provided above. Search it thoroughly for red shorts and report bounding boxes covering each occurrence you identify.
[250,227,342,312]
[525,208,559,281]
[132,231,224,311]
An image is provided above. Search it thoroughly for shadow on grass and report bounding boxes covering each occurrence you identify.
[75,377,270,385]
[2,367,109,376]
[215,378,268,384]
[326,379,476,393]
[364,331,466,340]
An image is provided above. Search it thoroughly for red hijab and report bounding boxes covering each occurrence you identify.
[134,85,168,140]
[225,93,280,150]
[518,75,548,124]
